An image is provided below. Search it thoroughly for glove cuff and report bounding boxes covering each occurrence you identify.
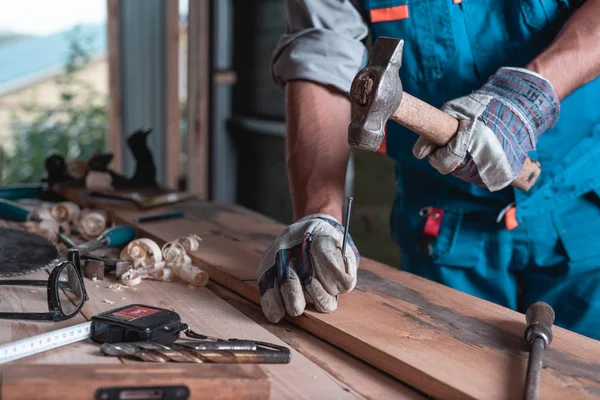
[297,213,341,225]
[479,67,560,139]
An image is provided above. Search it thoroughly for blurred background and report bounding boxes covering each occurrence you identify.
[0,0,400,267]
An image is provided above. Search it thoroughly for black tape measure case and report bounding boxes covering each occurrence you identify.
[90,304,183,345]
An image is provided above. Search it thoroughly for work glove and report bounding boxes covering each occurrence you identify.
[257,214,359,323]
[412,67,560,191]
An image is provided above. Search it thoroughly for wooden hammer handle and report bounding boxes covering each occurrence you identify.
[392,92,540,191]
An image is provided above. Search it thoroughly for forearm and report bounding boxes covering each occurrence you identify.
[286,80,351,222]
[526,0,600,99]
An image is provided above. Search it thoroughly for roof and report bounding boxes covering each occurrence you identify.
[0,23,106,95]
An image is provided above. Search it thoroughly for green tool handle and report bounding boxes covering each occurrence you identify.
[74,225,135,255]
[97,225,136,247]
[0,199,32,222]
[0,184,41,200]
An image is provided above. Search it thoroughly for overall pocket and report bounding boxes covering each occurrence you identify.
[553,187,600,265]
[392,202,484,270]
[364,0,456,82]
[520,0,569,31]
[430,211,485,269]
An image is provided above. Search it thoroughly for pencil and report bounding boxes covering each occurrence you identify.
[137,211,184,223]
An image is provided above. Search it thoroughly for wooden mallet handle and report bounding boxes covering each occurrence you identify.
[393,92,540,191]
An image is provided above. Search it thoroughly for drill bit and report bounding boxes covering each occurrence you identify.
[341,196,354,257]
[100,340,291,364]
[523,302,555,400]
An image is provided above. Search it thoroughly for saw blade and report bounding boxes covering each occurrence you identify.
[0,227,61,277]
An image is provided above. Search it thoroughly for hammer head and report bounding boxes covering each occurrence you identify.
[348,37,404,152]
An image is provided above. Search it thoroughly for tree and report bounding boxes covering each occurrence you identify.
[3,25,107,184]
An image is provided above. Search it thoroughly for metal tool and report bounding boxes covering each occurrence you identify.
[523,302,555,400]
[347,36,541,191]
[57,224,135,264]
[1,304,292,366]
[100,340,292,364]
[0,320,93,364]
[0,304,176,364]
[66,224,136,255]
[341,196,354,257]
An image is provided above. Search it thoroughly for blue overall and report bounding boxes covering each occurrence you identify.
[362,0,600,340]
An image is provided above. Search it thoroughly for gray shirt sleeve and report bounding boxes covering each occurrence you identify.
[271,0,369,96]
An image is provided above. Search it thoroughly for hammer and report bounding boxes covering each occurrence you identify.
[348,37,541,191]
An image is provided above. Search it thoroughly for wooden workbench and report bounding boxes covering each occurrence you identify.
[3,189,600,399]
[0,245,419,399]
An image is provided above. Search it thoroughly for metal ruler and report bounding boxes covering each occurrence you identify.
[0,321,92,365]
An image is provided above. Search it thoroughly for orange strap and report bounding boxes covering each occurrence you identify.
[504,207,519,230]
[370,5,409,23]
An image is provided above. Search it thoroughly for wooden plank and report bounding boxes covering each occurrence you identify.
[164,0,180,189]
[79,277,363,399]
[56,194,600,399]
[107,0,123,173]
[0,271,117,366]
[208,281,424,400]
[2,364,271,400]
[186,0,211,198]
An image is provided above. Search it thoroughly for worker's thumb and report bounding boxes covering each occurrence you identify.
[412,137,436,159]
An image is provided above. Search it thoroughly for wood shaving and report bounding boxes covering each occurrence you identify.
[174,263,209,287]
[121,269,144,287]
[108,283,132,292]
[154,266,174,281]
[78,210,108,239]
[118,234,208,288]
[175,234,202,252]
[161,241,190,268]
[121,238,162,268]
[33,207,53,221]
[50,201,80,223]
[144,260,165,275]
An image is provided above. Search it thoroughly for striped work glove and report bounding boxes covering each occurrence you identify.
[412,67,560,191]
[257,214,359,323]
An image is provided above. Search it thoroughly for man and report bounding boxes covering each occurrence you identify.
[257,0,600,340]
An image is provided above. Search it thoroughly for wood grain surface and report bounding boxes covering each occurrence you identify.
[0,364,270,400]
[79,276,364,400]
[2,364,271,400]
[60,194,600,400]
[207,281,423,400]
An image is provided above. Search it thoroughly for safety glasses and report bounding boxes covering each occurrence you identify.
[0,249,88,321]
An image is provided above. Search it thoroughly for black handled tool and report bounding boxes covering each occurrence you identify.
[523,302,555,400]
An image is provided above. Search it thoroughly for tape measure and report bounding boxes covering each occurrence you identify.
[0,304,182,365]
[1,321,92,364]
